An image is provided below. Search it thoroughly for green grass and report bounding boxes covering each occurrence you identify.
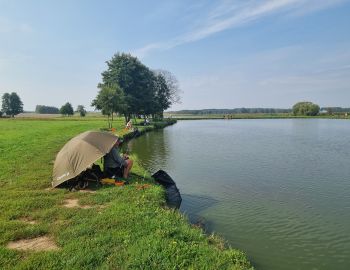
[0,117,252,270]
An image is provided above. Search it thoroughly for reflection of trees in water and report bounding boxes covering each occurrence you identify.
[126,129,169,173]
[128,130,219,232]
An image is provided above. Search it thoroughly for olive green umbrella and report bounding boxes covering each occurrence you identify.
[52,131,118,187]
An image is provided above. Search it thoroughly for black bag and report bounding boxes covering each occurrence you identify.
[91,164,104,178]
[152,170,176,187]
[67,165,101,191]
[152,170,182,209]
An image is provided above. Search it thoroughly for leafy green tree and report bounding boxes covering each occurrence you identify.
[1,92,23,117]
[155,70,181,103]
[60,102,74,116]
[152,72,171,119]
[9,93,23,116]
[152,70,181,119]
[293,101,320,116]
[35,105,59,114]
[76,105,87,117]
[91,84,126,128]
[1,93,11,116]
[101,53,155,122]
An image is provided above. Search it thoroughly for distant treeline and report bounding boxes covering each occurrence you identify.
[321,107,350,113]
[169,107,350,115]
[169,108,292,114]
[35,105,60,114]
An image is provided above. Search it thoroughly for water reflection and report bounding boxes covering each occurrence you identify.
[129,120,350,270]
[126,130,170,174]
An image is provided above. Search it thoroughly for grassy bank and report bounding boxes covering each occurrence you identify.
[165,112,350,120]
[0,117,252,269]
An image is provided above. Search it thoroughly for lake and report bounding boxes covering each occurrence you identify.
[127,119,350,270]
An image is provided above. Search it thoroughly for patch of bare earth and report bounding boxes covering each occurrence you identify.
[79,189,96,194]
[62,198,92,209]
[7,236,59,251]
[19,217,37,225]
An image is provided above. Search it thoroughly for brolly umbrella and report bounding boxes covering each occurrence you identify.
[52,131,118,187]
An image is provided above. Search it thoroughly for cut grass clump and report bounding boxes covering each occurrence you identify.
[0,117,252,269]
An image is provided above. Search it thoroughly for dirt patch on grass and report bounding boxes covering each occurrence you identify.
[19,217,37,225]
[7,236,59,251]
[79,189,97,194]
[62,198,92,209]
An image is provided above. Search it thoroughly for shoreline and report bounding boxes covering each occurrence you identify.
[120,120,253,268]
[108,119,254,269]
[0,118,253,270]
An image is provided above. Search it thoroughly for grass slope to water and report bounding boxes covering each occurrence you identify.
[0,117,252,270]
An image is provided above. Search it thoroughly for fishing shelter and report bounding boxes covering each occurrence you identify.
[52,131,118,188]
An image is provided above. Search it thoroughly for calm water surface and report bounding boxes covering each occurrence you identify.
[127,119,350,270]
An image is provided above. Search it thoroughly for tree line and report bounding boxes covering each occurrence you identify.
[35,105,60,114]
[170,108,292,115]
[291,102,350,116]
[35,103,86,116]
[0,92,87,117]
[170,103,350,116]
[321,107,350,114]
[91,53,181,126]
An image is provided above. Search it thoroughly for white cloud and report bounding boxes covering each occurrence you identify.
[133,0,348,58]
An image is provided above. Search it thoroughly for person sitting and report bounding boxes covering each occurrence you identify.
[126,120,133,130]
[104,138,133,179]
[143,118,150,126]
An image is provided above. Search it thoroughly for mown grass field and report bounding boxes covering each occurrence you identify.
[0,117,252,270]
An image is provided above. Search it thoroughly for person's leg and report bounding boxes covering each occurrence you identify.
[123,159,133,178]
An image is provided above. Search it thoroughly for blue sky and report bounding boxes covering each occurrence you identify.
[1,0,350,111]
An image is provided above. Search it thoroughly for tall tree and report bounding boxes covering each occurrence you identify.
[60,102,74,116]
[101,53,155,122]
[1,93,11,116]
[1,92,23,117]
[293,101,320,116]
[152,70,181,118]
[152,72,171,118]
[76,105,86,117]
[154,70,181,104]
[91,84,126,128]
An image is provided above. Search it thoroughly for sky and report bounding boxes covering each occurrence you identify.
[1,0,350,111]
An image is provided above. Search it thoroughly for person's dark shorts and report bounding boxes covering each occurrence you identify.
[104,166,124,178]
